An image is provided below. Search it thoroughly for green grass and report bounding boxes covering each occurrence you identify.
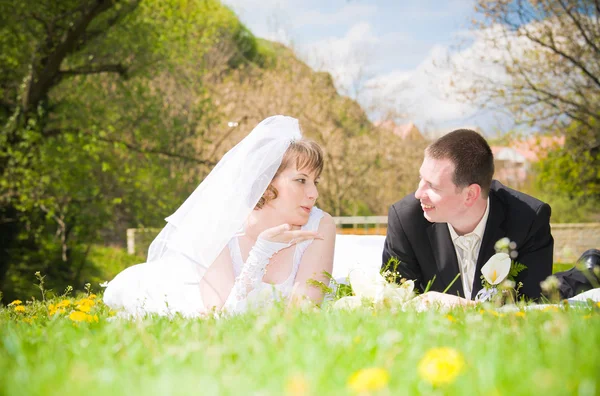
[553,263,575,273]
[1,296,599,395]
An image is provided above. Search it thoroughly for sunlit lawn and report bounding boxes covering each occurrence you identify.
[1,293,599,396]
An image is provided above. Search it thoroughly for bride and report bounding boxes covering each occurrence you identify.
[103,116,336,317]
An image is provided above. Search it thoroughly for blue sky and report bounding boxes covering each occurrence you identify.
[222,0,515,136]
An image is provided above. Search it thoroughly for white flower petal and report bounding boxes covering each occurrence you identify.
[333,296,362,310]
[481,252,511,285]
[348,268,386,300]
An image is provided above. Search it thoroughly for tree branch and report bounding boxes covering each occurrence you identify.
[42,127,216,166]
[59,64,128,78]
[24,0,122,111]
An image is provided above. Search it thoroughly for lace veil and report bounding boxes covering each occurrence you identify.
[146,115,302,281]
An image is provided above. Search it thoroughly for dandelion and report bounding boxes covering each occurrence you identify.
[542,306,560,312]
[583,314,592,320]
[8,300,22,306]
[347,367,389,393]
[88,294,97,299]
[446,315,456,323]
[285,374,309,396]
[56,300,71,308]
[76,298,95,309]
[418,347,465,386]
[14,305,26,313]
[515,311,526,318]
[76,304,92,313]
[69,311,92,322]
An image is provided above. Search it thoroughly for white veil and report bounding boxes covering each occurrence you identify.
[146,115,302,282]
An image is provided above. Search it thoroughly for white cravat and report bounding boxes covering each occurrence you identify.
[448,198,490,300]
[454,234,479,299]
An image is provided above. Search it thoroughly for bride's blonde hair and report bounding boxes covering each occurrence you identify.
[255,140,323,209]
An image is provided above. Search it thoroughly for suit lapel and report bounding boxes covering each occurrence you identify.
[427,223,463,297]
[471,193,507,297]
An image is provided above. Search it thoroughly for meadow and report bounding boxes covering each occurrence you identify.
[1,289,599,396]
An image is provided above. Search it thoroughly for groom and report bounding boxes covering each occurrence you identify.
[382,129,553,300]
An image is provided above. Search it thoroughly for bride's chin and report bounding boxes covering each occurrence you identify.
[289,216,309,228]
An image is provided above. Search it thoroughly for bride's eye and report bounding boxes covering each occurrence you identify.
[296,178,306,184]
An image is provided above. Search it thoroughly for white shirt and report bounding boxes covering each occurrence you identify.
[447,198,490,300]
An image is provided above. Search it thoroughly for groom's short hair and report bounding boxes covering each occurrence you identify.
[426,129,494,197]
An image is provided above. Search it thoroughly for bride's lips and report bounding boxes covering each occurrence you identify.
[301,206,312,213]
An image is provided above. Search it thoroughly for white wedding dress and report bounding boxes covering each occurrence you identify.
[103,207,324,317]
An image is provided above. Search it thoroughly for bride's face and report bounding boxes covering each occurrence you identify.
[268,165,319,226]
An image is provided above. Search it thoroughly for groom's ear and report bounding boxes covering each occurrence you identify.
[464,184,481,207]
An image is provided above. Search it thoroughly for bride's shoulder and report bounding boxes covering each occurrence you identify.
[311,207,335,230]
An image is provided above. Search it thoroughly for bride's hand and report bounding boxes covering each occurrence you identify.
[259,224,324,246]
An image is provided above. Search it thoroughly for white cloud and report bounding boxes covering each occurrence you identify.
[300,22,381,93]
[293,4,378,28]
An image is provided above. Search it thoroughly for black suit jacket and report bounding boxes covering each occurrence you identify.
[382,180,554,300]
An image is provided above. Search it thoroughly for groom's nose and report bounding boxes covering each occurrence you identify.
[415,180,426,199]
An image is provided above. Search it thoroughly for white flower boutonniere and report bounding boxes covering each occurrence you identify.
[475,238,527,303]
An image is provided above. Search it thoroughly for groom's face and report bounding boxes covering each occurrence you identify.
[415,155,467,224]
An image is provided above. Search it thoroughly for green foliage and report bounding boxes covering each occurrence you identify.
[0,299,599,395]
[0,0,267,299]
[509,261,528,280]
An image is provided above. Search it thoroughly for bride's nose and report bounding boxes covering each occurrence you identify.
[306,183,318,201]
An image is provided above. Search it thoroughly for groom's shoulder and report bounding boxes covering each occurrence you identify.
[490,180,549,212]
[389,193,424,221]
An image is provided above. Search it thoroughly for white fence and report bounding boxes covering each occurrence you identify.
[126,218,600,263]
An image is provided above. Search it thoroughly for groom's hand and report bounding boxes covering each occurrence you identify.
[414,291,474,308]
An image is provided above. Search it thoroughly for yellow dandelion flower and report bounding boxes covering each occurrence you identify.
[583,314,592,320]
[596,302,600,309]
[446,315,456,323]
[515,312,526,318]
[68,311,90,322]
[479,309,485,315]
[77,298,95,307]
[542,306,559,312]
[76,304,92,313]
[418,347,465,386]
[486,310,504,317]
[285,374,309,396]
[56,300,71,308]
[14,305,26,313]
[22,318,33,324]
[8,300,22,306]
[93,315,99,322]
[348,367,389,393]
[88,294,97,299]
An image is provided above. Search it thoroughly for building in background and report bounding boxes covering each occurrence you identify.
[491,135,565,188]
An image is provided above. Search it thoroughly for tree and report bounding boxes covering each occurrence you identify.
[0,0,261,299]
[450,0,600,210]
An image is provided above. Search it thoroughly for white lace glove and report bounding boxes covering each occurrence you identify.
[223,237,289,313]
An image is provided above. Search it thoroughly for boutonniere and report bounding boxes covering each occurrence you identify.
[475,238,527,303]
